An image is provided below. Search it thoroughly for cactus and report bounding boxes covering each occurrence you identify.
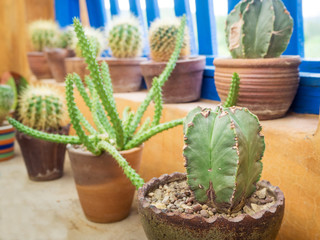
[17,85,67,131]
[107,15,143,58]
[149,17,190,62]
[57,26,75,49]
[0,85,14,125]
[226,0,293,58]
[28,20,60,51]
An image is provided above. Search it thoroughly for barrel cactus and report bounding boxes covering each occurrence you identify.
[0,85,14,126]
[17,85,67,131]
[107,15,142,58]
[149,17,190,62]
[226,0,293,58]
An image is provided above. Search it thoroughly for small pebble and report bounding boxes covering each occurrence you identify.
[200,210,209,218]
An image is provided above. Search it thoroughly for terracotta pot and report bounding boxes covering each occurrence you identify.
[214,56,301,120]
[0,123,15,162]
[27,52,53,79]
[44,48,75,82]
[141,56,206,103]
[98,57,147,92]
[67,145,143,223]
[16,125,70,181]
[65,57,89,81]
[138,172,285,240]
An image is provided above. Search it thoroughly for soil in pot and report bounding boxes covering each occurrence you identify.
[0,123,15,162]
[141,56,206,103]
[27,52,53,79]
[16,125,70,181]
[138,172,285,240]
[67,145,143,223]
[65,57,89,81]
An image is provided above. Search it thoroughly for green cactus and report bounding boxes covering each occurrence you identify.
[226,0,293,58]
[149,17,190,62]
[73,27,104,57]
[17,85,67,131]
[0,85,14,125]
[8,15,188,189]
[107,15,142,58]
[28,20,60,51]
[57,26,75,49]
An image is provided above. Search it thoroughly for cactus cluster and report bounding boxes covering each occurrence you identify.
[0,85,14,125]
[149,17,190,62]
[226,0,293,58]
[56,26,75,49]
[28,20,60,51]
[107,15,143,58]
[17,85,67,131]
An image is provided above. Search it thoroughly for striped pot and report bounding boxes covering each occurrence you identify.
[0,124,15,161]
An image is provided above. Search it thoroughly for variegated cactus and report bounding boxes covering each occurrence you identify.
[0,85,14,125]
[226,0,293,58]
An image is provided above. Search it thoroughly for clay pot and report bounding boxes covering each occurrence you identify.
[67,145,143,223]
[27,52,53,79]
[16,125,70,181]
[141,56,206,103]
[98,57,147,92]
[65,57,89,81]
[214,56,301,120]
[138,172,285,240]
[0,123,15,162]
[44,48,75,82]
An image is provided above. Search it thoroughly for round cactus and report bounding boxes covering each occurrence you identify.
[149,17,190,62]
[107,15,143,58]
[28,20,60,51]
[57,26,75,49]
[18,85,67,131]
[0,85,14,125]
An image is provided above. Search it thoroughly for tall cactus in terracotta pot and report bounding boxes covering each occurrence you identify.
[214,0,301,120]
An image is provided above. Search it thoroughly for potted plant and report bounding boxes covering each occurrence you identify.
[9,16,188,223]
[138,73,285,240]
[15,84,69,181]
[141,17,206,103]
[0,85,15,161]
[27,20,59,79]
[214,0,300,120]
[100,14,146,92]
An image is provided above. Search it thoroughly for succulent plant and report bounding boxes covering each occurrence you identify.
[0,85,14,126]
[226,0,293,58]
[56,26,75,49]
[28,20,60,51]
[107,15,143,58]
[9,15,188,189]
[149,17,190,62]
[17,84,67,131]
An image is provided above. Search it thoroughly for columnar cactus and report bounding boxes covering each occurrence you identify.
[226,0,293,58]
[0,85,14,125]
[17,85,67,131]
[107,15,142,58]
[28,20,60,51]
[149,17,190,62]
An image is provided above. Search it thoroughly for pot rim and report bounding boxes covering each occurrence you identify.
[138,172,285,224]
[27,51,45,56]
[140,55,206,66]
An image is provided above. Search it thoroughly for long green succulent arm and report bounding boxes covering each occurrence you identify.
[135,117,151,137]
[127,15,187,137]
[92,90,107,134]
[151,78,162,127]
[223,72,240,108]
[73,73,92,110]
[73,18,124,149]
[124,118,183,150]
[97,140,145,189]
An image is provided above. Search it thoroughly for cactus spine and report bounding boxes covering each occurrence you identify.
[149,17,190,62]
[0,85,14,125]
[226,0,293,58]
[107,15,142,58]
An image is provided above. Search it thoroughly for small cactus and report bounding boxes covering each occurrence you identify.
[149,17,190,62]
[107,15,143,58]
[226,0,293,58]
[17,85,67,131]
[28,20,60,51]
[0,85,14,125]
[57,26,75,49]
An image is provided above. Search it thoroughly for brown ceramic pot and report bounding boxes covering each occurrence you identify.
[138,172,285,240]
[16,125,70,181]
[214,56,301,120]
[67,145,143,223]
[141,56,206,103]
[98,57,147,92]
[44,48,75,82]
[27,52,53,79]
[65,57,89,81]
